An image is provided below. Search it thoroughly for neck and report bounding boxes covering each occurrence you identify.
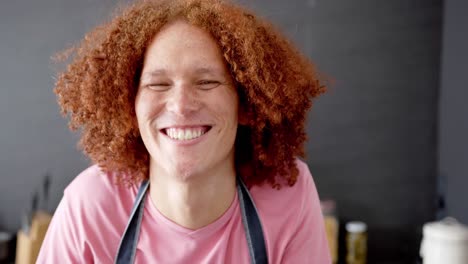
[148,161,237,230]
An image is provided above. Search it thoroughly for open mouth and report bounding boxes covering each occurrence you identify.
[161,126,212,141]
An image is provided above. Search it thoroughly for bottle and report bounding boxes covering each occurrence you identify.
[346,221,367,264]
[320,200,339,263]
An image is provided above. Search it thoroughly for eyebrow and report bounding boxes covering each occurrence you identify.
[141,69,165,76]
[141,67,225,78]
[193,67,223,75]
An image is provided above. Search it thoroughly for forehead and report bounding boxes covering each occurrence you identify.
[142,20,227,72]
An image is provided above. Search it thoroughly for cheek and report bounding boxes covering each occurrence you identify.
[212,100,237,125]
[225,97,239,126]
[135,92,163,123]
[216,101,239,137]
[217,88,239,121]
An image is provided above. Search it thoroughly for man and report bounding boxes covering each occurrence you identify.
[37,0,330,263]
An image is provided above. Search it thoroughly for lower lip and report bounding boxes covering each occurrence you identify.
[161,130,209,146]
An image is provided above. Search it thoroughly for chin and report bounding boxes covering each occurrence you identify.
[170,161,203,181]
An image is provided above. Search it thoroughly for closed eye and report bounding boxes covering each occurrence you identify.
[197,80,221,90]
[147,83,171,91]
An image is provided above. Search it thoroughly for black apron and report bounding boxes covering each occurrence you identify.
[114,177,268,264]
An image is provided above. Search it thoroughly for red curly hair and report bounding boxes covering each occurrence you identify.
[55,0,325,188]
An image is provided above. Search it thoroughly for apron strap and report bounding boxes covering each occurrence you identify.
[115,181,149,264]
[237,177,269,264]
[114,178,268,264]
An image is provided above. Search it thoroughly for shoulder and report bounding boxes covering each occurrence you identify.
[249,158,326,258]
[250,158,318,208]
[38,165,138,262]
[64,165,130,200]
[62,165,137,221]
[65,165,118,194]
[249,158,320,226]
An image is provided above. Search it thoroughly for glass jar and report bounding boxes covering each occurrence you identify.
[346,221,367,264]
[420,217,468,264]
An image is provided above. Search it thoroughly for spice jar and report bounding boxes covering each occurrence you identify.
[346,221,367,264]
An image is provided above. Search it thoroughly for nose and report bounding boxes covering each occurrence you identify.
[165,84,200,116]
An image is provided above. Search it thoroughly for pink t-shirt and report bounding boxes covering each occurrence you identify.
[37,159,330,263]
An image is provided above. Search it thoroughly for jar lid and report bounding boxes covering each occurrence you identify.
[346,221,367,233]
[423,217,468,241]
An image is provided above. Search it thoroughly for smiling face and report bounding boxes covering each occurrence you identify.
[136,20,239,181]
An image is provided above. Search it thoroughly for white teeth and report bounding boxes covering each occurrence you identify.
[166,128,206,141]
[184,130,192,140]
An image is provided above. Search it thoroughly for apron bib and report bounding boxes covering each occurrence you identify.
[114,177,268,264]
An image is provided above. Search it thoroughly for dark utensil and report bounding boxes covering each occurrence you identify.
[42,173,51,211]
[32,191,38,214]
